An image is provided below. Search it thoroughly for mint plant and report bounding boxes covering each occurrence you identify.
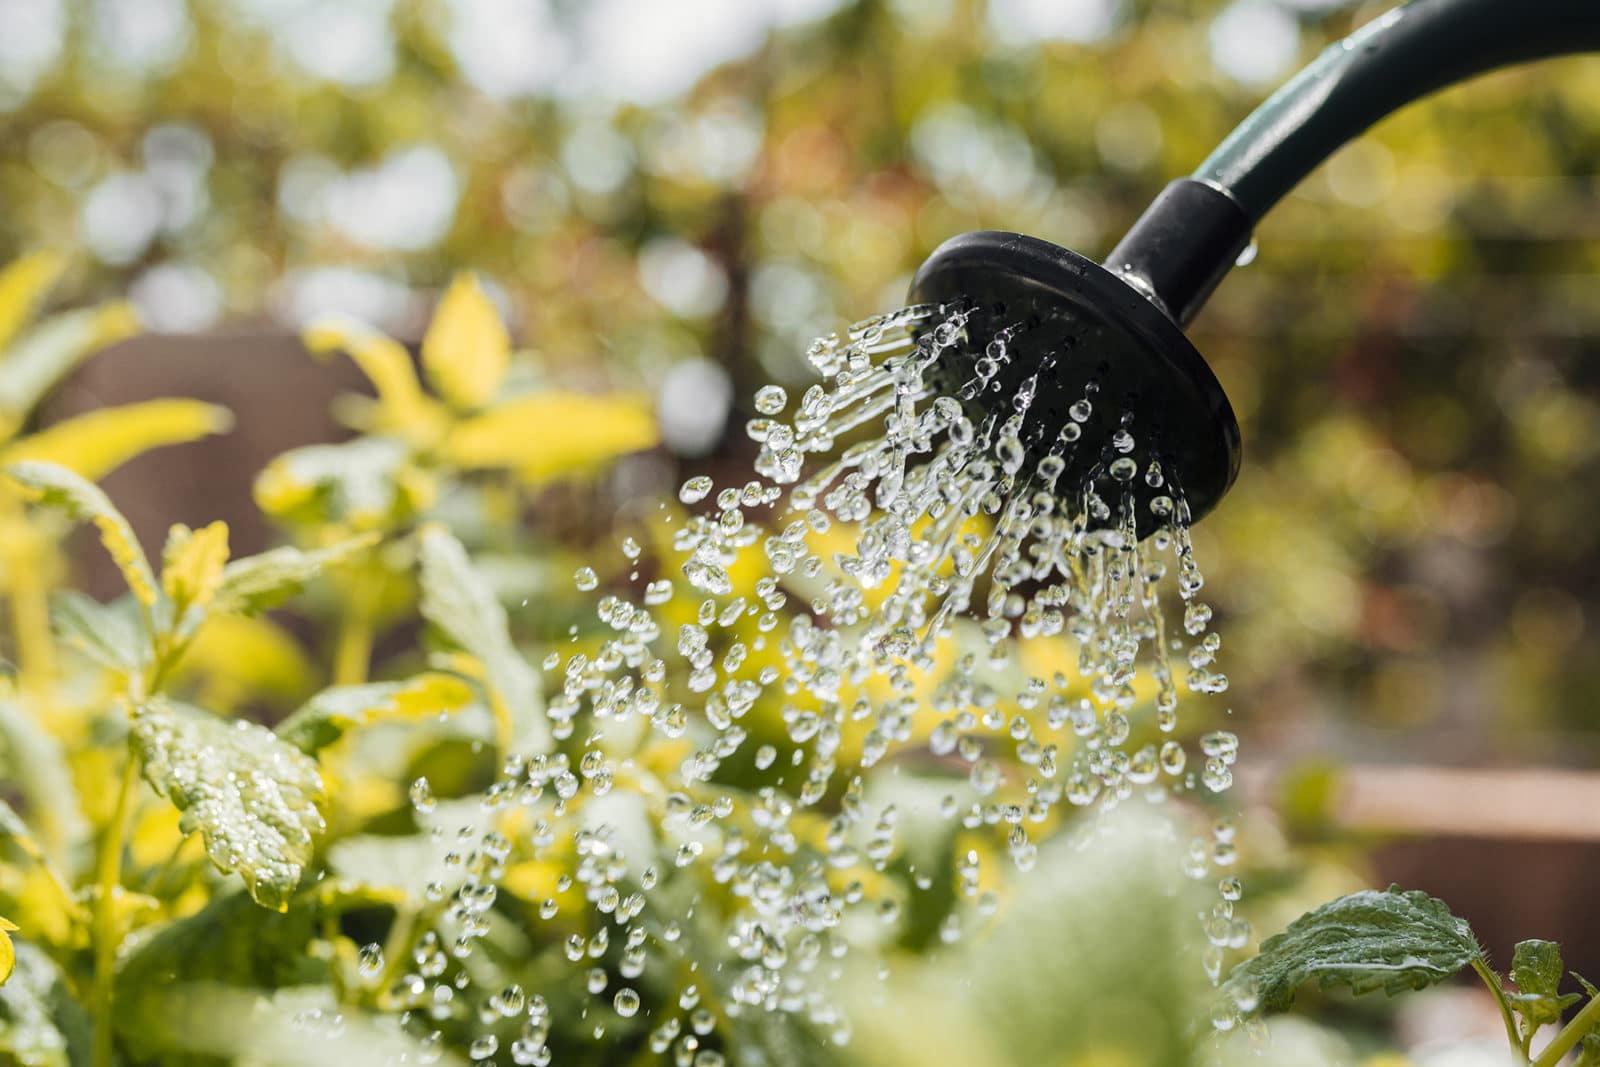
[1224,885,1600,1065]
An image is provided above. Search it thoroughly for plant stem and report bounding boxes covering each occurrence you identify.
[1472,960,1526,1061]
[91,753,139,1067]
[9,558,56,686]
[1533,989,1600,1067]
[333,612,373,687]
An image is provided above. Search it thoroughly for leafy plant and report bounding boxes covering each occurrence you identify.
[0,262,669,1065]
[1224,885,1600,1065]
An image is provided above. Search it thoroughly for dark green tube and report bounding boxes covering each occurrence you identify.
[1194,0,1600,224]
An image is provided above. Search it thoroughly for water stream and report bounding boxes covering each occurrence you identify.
[382,303,1247,1062]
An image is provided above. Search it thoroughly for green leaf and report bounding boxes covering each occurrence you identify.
[326,833,454,901]
[5,460,157,607]
[130,699,326,910]
[1511,939,1580,1029]
[418,526,549,753]
[0,703,89,867]
[114,891,324,1063]
[129,984,467,1067]
[1516,940,1566,998]
[1222,886,1483,1014]
[274,672,475,754]
[211,534,377,616]
[48,591,148,675]
[0,943,76,1067]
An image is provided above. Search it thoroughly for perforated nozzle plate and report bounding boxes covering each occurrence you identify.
[908,230,1241,536]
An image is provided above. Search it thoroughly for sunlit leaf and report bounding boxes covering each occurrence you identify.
[170,614,314,709]
[0,917,15,986]
[4,460,156,607]
[303,316,447,443]
[0,399,232,481]
[275,672,475,754]
[161,520,231,624]
[0,251,67,355]
[130,698,326,910]
[444,391,658,481]
[1223,887,1482,1014]
[418,526,549,753]
[422,273,510,411]
[0,303,140,437]
[211,534,377,617]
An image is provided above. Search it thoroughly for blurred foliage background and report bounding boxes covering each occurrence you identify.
[2,0,1599,1062]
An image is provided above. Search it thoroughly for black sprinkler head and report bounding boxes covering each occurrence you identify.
[907,181,1249,534]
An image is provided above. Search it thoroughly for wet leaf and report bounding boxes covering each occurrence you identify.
[444,390,658,481]
[275,671,475,753]
[1509,939,1581,1029]
[130,699,326,910]
[211,534,377,616]
[1515,940,1565,998]
[5,460,157,607]
[1223,886,1482,1013]
[418,526,549,752]
[0,399,231,481]
[422,273,510,411]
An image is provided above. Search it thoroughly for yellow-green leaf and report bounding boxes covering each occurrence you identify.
[0,399,232,481]
[444,391,658,481]
[171,614,314,709]
[211,535,378,617]
[275,672,475,753]
[303,317,447,443]
[0,916,16,986]
[162,520,231,618]
[4,460,156,607]
[422,273,510,411]
[130,698,326,910]
[0,251,67,355]
[0,302,140,438]
[253,437,419,529]
[418,527,548,754]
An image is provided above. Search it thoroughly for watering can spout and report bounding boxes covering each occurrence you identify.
[1109,0,1600,327]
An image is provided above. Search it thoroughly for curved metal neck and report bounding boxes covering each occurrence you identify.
[1107,0,1600,327]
